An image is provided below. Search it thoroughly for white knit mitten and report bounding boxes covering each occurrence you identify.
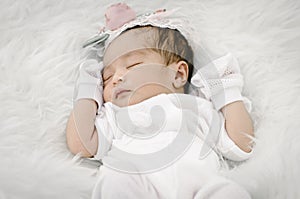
[73,59,104,114]
[191,53,244,111]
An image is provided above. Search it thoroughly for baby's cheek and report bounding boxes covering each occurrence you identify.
[103,87,112,103]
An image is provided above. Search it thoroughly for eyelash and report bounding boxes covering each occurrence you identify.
[126,62,142,69]
[103,76,112,82]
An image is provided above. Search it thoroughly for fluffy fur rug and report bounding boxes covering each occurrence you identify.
[1,0,299,198]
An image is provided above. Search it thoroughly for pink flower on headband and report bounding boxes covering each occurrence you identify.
[105,3,136,31]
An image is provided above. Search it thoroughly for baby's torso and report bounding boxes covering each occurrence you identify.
[96,93,221,173]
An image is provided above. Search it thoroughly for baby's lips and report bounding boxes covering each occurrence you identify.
[113,88,131,99]
[105,3,136,31]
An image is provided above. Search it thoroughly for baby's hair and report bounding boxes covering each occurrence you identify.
[122,25,194,83]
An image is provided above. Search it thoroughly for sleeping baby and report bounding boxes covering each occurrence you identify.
[66,3,255,199]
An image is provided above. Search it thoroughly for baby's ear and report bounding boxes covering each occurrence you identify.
[172,61,189,89]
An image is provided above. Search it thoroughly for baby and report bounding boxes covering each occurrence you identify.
[66,3,255,199]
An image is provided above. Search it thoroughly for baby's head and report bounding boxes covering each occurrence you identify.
[102,25,194,107]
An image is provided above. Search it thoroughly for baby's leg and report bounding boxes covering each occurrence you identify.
[194,175,251,199]
[92,166,162,199]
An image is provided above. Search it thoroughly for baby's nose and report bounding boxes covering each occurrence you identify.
[112,69,126,85]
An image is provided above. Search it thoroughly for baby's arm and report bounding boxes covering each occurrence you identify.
[191,53,255,157]
[66,59,103,158]
[66,99,98,157]
[220,101,254,153]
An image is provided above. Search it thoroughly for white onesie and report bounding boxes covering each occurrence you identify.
[92,93,253,199]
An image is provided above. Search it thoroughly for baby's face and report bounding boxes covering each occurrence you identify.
[102,29,178,107]
[102,49,178,107]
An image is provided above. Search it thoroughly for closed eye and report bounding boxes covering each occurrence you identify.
[126,62,143,69]
[103,75,112,83]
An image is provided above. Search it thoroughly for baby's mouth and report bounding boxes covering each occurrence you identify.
[114,88,131,99]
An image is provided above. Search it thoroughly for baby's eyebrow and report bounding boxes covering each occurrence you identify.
[103,49,148,74]
[123,49,148,58]
[102,66,112,76]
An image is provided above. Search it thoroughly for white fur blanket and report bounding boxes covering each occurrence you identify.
[1,0,299,198]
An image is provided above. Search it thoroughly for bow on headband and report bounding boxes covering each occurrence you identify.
[83,3,170,48]
[82,2,172,49]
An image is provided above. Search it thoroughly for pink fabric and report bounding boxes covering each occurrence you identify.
[105,3,136,31]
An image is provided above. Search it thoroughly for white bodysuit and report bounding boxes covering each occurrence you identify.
[92,93,253,199]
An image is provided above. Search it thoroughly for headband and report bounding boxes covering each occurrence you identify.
[82,2,228,95]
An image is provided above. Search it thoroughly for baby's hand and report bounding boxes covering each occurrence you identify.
[73,60,104,114]
[190,53,244,111]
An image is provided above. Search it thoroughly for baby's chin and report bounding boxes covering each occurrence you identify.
[105,87,178,107]
[106,92,163,107]
[110,96,148,107]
